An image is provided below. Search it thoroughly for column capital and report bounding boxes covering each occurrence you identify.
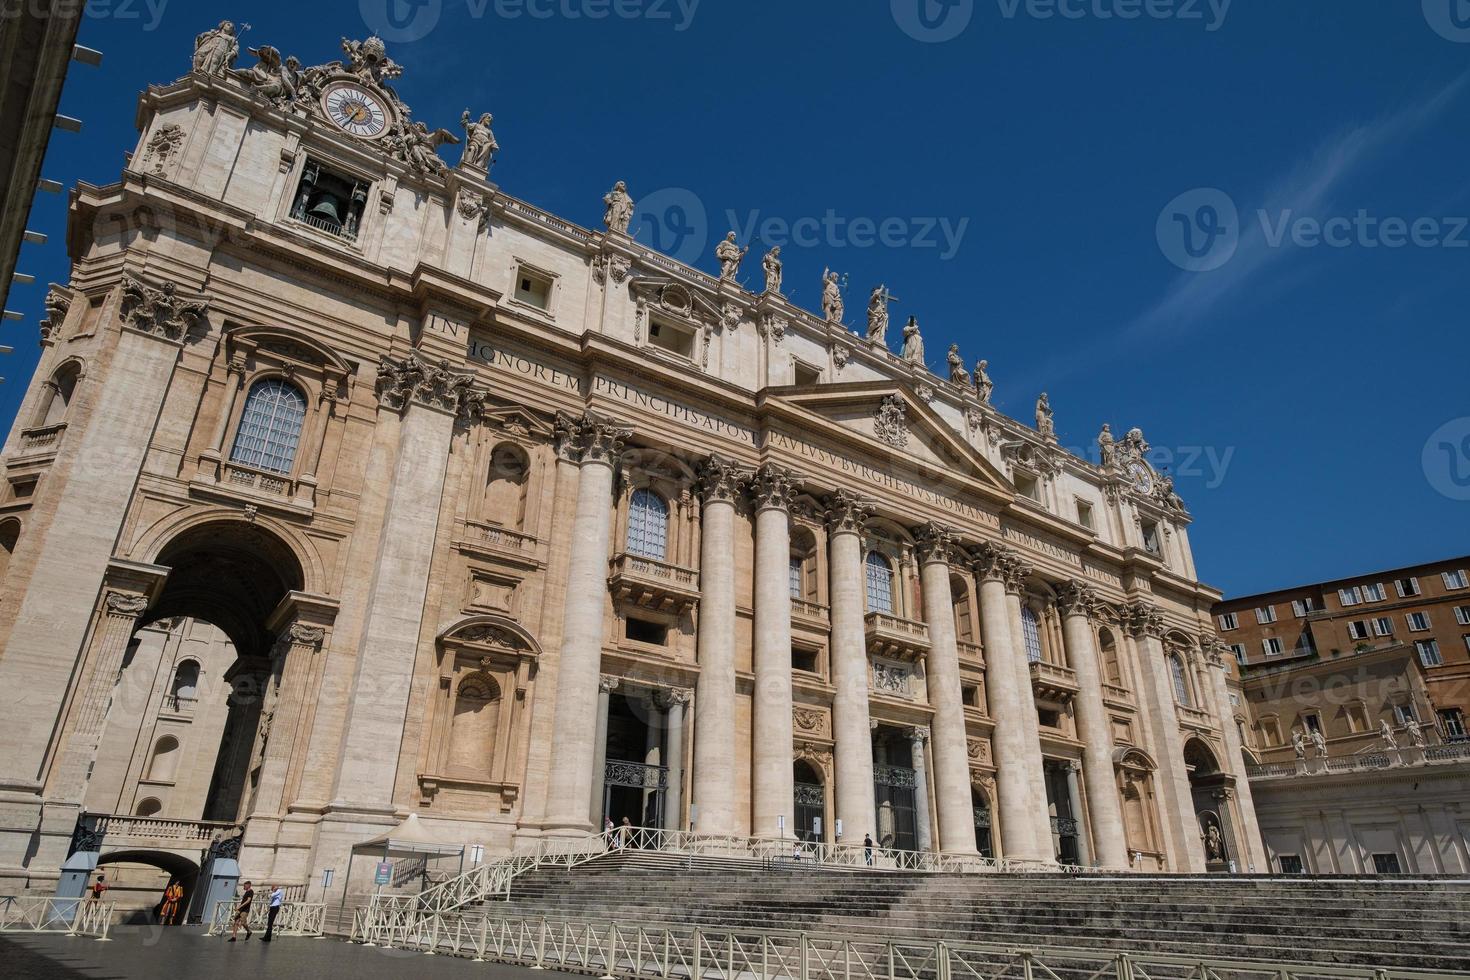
[284,623,327,649]
[1003,558,1034,596]
[1200,637,1231,670]
[969,541,1018,584]
[555,411,634,466]
[103,590,150,618]
[1120,600,1165,639]
[906,725,930,744]
[376,351,486,423]
[823,489,871,536]
[748,463,801,513]
[119,274,210,344]
[696,454,748,505]
[1056,580,1099,620]
[655,687,692,709]
[599,674,621,694]
[912,522,959,567]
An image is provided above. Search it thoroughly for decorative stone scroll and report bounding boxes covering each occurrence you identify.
[104,591,151,617]
[286,623,326,647]
[748,464,800,513]
[376,351,486,422]
[119,275,210,343]
[143,124,186,175]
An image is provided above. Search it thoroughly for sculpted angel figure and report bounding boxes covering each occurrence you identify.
[715,232,747,280]
[947,344,968,385]
[762,247,783,294]
[604,181,634,234]
[241,46,300,108]
[1036,392,1055,439]
[974,359,993,403]
[193,21,240,76]
[460,111,498,171]
[396,121,458,176]
[866,286,891,345]
[821,268,844,323]
[901,316,924,364]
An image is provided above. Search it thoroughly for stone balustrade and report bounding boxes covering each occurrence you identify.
[1027,660,1079,702]
[609,553,701,614]
[863,612,930,661]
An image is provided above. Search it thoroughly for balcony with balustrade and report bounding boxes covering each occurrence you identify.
[790,597,830,630]
[956,640,985,668]
[460,520,541,569]
[17,421,66,454]
[864,613,930,661]
[1176,703,1217,732]
[609,553,700,615]
[1029,659,1079,703]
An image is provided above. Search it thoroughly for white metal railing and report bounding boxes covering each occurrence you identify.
[349,909,1446,980]
[0,896,113,939]
[206,900,325,937]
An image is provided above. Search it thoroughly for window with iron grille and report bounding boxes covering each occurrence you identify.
[1169,654,1192,706]
[627,489,669,560]
[1021,606,1043,664]
[229,378,306,474]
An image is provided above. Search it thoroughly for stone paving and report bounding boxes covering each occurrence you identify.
[0,926,569,980]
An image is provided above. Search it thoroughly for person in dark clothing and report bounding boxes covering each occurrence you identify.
[228,881,254,941]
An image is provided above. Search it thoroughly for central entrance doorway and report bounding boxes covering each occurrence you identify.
[793,760,825,842]
[872,727,918,852]
[600,691,669,829]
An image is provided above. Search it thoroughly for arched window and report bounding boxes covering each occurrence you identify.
[229,378,307,474]
[865,551,894,614]
[1021,606,1043,664]
[135,797,162,817]
[627,489,669,560]
[171,660,200,701]
[40,362,81,427]
[485,444,530,530]
[0,519,19,585]
[1169,654,1192,706]
[145,736,181,783]
[448,675,502,774]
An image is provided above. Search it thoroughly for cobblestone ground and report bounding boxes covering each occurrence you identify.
[1,926,571,980]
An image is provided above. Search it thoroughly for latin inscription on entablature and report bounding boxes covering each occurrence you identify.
[1002,527,1083,569]
[591,376,757,445]
[468,338,583,393]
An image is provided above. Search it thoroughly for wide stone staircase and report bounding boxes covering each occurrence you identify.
[454,851,1470,973]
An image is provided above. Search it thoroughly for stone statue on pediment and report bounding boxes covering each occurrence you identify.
[1406,719,1426,748]
[604,181,634,234]
[1380,720,1398,750]
[947,344,968,385]
[762,247,783,294]
[1036,392,1055,440]
[822,268,844,323]
[974,359,993,403]
[1310,728,1327,758]
[901,316,924,365]
[460,110,498,172]
[341,36,403,85]
[1098,423,1115,466]
[193,21,241,76]
[716,232,747,281]
[866,286,892,345]
[1292,731,1306,760]
[240,46,301,108]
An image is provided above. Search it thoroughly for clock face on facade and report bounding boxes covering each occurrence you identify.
[321,83,391,140]
[1128,462,1154,495]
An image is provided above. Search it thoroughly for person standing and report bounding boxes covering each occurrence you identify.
[229,881,254,942]
[261,883,283,942]
[160,879,182,925]
[863,833,874,867]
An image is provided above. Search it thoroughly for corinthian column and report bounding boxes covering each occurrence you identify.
[1056,581,1128,869]
[825,490,876,843]
[971,544,1041,862]
[750,465,799,838]
[1202,639,1268,871]
[691,455,742,835]
[542,413,632,836]
[913,523,977,855]
[1003,558,1054,852]
[1122,601,1205,872]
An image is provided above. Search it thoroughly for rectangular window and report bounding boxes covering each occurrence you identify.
[1347,621,1369,641]
[1338,587,1362,606]
[647,319,696,359]
[1396,703,1418,724]
[1141,520,1162,556]
[1303,713,1322,734]
[789,557,803,600]
[290,159,369,241]
[1373,618,1394,637]
[1443,570,1469,590]
[1363,583,1387,602]
[1256,606,1277,625]
[1395,577,1421,598]
[1277,855,1304,874]
[1456,606,1470,626]
[792,361,822,386]
[1372,853,1402,875]
[791,647,818,673]
[1263,637,1285,657]
[1407,612,1432,632]
[1230,643,1247,665]
[1439,708,1467,741]
[1075,499,1095,530]
[1016,472,1042,502]
[961,684,980,709]
[625,618,668,646]
[1291,598,1317,617]
[513,267,554,310]
[1415,640,1442,667]
[1218,612,1239,631]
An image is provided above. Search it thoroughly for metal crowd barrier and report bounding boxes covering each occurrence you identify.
[349,908,1461,980]
[206,900,325,937]
[0,896,113,939]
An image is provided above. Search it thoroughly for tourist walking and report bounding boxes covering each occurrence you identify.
[261,883,283,942]
[618,816,632,849]
[87,874,108,903]
[229,880,254,941]
[863,834,874,867]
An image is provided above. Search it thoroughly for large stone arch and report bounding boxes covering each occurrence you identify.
[130,507,326,602]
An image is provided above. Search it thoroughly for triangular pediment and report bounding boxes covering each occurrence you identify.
[763,382,1014,502]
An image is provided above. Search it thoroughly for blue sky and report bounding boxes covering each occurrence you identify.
[7,0,1469,597]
